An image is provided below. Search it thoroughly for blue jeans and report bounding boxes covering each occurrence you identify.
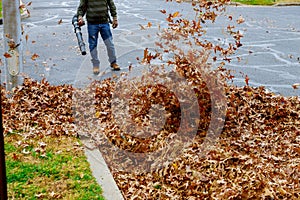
[87,23,117,67]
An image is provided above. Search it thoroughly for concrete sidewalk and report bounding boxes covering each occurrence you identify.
[0,0,299,199]
[81,138,124,200]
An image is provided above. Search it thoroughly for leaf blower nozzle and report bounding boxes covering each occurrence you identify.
[72,15,86,55]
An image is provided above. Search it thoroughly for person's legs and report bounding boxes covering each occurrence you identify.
[87,23,100,68]
[99,23,117,65]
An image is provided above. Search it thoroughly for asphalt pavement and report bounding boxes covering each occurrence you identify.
[0,0,299,199]
[1,0,299,96]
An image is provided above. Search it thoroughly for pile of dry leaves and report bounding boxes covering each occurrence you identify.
[72,0,300,199]
[109,84,299,199]
[1,78,76,138]
[2,68,299,199]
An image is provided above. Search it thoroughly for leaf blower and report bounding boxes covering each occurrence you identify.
[72,14,86,55]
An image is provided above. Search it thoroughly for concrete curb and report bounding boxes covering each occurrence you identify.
[274,2,300,6]
[82,139,124,200]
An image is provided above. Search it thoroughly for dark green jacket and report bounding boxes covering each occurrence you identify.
[77,0,117,24]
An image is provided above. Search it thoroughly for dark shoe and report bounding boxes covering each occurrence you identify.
[110,63,120,71]
[93,66,100,75]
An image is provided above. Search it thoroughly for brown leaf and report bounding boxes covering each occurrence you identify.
[58,19,63,24]
[27,9,31,17]
[292,83,299,89]
[3,52,12,58]
[160,9,166,14]
[12,153,19,160]
[31,53,39,61]
[172,11,180,18]
[8,40,19,49]
[129,64,132,71]
[139,24,146,30]
[5,34,12,39]
[245,75,250,85]
[237,15,245,24]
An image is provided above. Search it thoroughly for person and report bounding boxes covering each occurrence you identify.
[76,0,120,75]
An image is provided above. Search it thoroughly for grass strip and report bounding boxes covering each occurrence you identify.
[232,0,300,5]
[232,0,276,5]
[5,133,104,200]
[0,1,2,19]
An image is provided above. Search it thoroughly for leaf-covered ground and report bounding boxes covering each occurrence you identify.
[110,85,300,199]
[1,80,104,199]
[2,73,299,199]
[97,1,299,198]
[2,0,299,199]
[72,66,299,199]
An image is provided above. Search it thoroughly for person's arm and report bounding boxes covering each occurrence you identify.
[76,0,87,26]
[107,0,117,19]
[108,0,118,28]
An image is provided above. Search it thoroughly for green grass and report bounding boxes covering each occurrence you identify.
[0,1,2,19]
[232,0,276,5]
[5,134,105,200]
[186,0,300,5]
[232,0,300,5]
